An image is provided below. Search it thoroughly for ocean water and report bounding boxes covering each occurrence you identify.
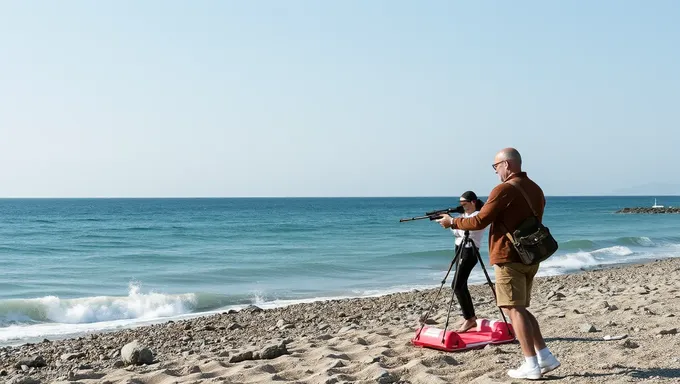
[1,196,679,346]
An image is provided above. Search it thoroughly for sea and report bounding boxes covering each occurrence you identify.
[1,196,679,346]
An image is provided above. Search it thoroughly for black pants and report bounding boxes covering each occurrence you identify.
[452,245,478,320]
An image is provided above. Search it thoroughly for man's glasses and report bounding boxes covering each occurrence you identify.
[492,160,506,170]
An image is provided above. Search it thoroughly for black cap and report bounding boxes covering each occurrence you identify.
[460,191,477,202]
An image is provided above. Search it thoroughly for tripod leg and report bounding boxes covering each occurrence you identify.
[473,244,514,338]
[442,236,466,340]
[415,238,465,340]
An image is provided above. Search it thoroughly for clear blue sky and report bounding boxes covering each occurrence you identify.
[1,1,678,197]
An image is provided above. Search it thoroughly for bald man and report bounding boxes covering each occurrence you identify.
[438,148,560,380]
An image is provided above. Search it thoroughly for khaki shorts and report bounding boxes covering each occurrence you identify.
[494,262,540,307]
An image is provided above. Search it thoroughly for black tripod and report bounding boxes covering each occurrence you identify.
[416,230,513,342]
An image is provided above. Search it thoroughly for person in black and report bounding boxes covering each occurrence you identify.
[437,191,486,332]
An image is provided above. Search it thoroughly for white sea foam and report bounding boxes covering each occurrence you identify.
[36,283,197,324]
[0,283,203,344]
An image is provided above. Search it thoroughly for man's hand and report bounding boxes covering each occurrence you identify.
[436,214,455,229]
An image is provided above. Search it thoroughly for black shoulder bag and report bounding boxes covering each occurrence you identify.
[502,179,558,265]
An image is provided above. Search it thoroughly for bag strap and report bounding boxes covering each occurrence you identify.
[505,178,539,219]
[501,178,538,244]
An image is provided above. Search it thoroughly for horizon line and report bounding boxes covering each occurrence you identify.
[0,194,678,199]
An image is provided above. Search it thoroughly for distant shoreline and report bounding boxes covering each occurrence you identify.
[616,207,680,213]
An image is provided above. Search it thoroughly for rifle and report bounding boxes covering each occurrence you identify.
[399,205,464,222]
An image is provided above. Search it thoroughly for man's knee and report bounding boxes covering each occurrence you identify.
[500,305,526,316]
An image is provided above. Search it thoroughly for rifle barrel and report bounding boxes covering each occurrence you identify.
[400,207,459,223]
[399,214,443,222]
[399,216,427,222]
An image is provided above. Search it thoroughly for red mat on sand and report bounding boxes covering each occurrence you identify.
[412,318,515,352]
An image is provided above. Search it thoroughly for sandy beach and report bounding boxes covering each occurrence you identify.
[2,257,679,384]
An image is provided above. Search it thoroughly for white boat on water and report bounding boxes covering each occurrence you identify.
[652,198,664,209]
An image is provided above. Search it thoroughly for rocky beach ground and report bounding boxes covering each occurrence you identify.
[2,257,680,384]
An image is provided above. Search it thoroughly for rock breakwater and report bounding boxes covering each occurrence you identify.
[616,207,680,214]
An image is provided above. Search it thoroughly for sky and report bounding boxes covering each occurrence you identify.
[0,1,678,198]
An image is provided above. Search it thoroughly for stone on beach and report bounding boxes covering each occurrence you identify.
[13,356,46,369]
[258,341,289,360]
[120,340,154,365]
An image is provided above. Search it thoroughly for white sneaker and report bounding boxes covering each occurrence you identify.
[538,354,561,374]
[507,362,542,380]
